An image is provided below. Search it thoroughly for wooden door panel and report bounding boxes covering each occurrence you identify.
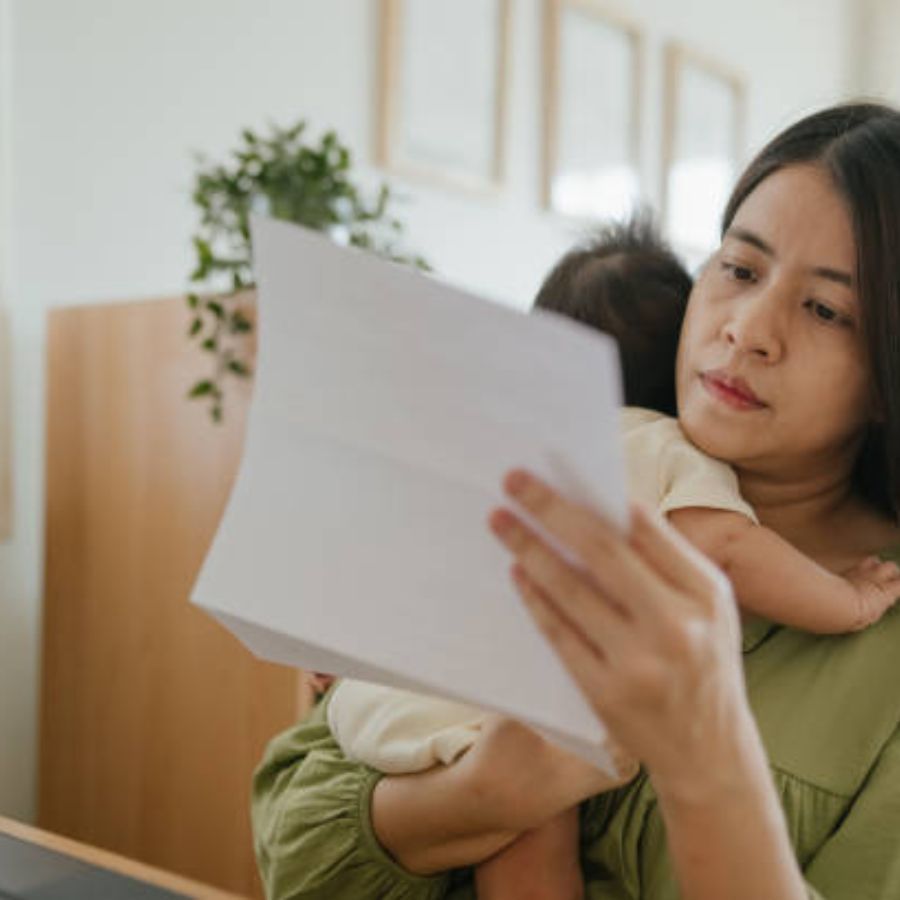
[40,298,307,897]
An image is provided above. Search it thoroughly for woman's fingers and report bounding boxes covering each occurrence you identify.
[503,469,620,560]
[490,509,631,650]
[501,470,689,621]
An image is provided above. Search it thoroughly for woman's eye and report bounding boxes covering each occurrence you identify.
[720,262,756,282]
[804,299,851,327]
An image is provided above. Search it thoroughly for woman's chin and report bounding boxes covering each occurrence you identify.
[678,398,763,463]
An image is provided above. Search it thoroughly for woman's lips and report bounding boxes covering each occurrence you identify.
[700,372,767,411]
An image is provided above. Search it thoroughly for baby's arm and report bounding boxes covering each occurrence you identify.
[668,507,900,633]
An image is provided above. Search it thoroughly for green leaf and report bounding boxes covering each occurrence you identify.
[227,359,251,377]
[186,116,429,422]
[230,311,253,334]
[193,236,214,263]
[188,380,214,398]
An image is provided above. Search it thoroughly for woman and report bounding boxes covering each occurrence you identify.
[252,102,900,899]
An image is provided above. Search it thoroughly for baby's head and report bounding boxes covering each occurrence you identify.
[533,215,692,416]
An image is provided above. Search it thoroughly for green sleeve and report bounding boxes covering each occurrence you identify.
[251,695,452,900]
[803,724,900,899]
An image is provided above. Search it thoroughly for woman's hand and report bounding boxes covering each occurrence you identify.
[489,469,753,802]
[489,471,813,900]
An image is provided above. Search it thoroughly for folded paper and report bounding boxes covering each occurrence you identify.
[192,218,627,769]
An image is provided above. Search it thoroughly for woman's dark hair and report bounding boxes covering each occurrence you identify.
[723,102,900,521]
[533,213,692,416]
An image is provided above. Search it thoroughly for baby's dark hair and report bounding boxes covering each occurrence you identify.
[532,214,692,416]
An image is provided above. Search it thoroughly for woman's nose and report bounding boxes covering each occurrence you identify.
[721,288,785,362]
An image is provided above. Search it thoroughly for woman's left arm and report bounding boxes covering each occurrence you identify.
[489,470,808,900]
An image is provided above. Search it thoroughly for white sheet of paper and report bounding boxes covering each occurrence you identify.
[191,217,628,770]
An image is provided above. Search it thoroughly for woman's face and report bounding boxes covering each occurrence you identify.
[676,164,872,480]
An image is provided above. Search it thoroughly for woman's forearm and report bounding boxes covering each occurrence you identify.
[371,757,520,875]
[372,716,612,874]
[653,711,807,900]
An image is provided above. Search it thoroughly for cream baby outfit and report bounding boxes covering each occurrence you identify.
[328,406,758,773]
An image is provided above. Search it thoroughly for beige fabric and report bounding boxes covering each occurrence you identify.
[621,406,758,523]
[327,681,485,773]
[329,407,757,775]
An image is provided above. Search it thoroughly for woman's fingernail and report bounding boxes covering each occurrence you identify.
[504,469,530,496]
[489,508,515,536]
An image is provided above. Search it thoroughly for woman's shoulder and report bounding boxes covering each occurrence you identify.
[746,602,900,800]
[745,504,900,796]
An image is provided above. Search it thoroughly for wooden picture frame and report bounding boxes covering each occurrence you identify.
[0,308,10,542]
[662,43,745,254]
[542,0,643,221]
[376,0,512,194]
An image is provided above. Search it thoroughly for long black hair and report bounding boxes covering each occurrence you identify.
[722,102,900,522]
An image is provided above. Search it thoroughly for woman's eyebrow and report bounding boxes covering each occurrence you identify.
[724,226,853,287]
[811,265,853,287]
[726,226,773,256]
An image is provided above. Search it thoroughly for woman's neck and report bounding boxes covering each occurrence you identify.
[737,470,852,538]
[735,465,898,567]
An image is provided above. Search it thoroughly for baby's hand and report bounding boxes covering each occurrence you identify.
[843,556,900,630]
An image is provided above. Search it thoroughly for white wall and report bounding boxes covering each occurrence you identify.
[857,0,900,102]
[0,0,863,820]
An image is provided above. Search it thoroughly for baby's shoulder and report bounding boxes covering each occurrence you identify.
[620,405,678,434]
[621,406,698,458]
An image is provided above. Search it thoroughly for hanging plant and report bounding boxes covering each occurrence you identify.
[186,120,427,422]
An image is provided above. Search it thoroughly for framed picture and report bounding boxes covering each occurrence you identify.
[0,307,10,541]
[542,0,642,221]
[376,0,512,193]
[662,44,745,255]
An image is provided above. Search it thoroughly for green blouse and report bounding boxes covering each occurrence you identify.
[251,546,900,899]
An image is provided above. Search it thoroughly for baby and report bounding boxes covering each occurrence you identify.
[324,215,900,898]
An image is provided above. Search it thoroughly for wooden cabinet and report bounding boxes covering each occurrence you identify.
[39,297,310,898]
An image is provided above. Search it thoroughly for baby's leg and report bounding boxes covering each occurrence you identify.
[475,806,583,900]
